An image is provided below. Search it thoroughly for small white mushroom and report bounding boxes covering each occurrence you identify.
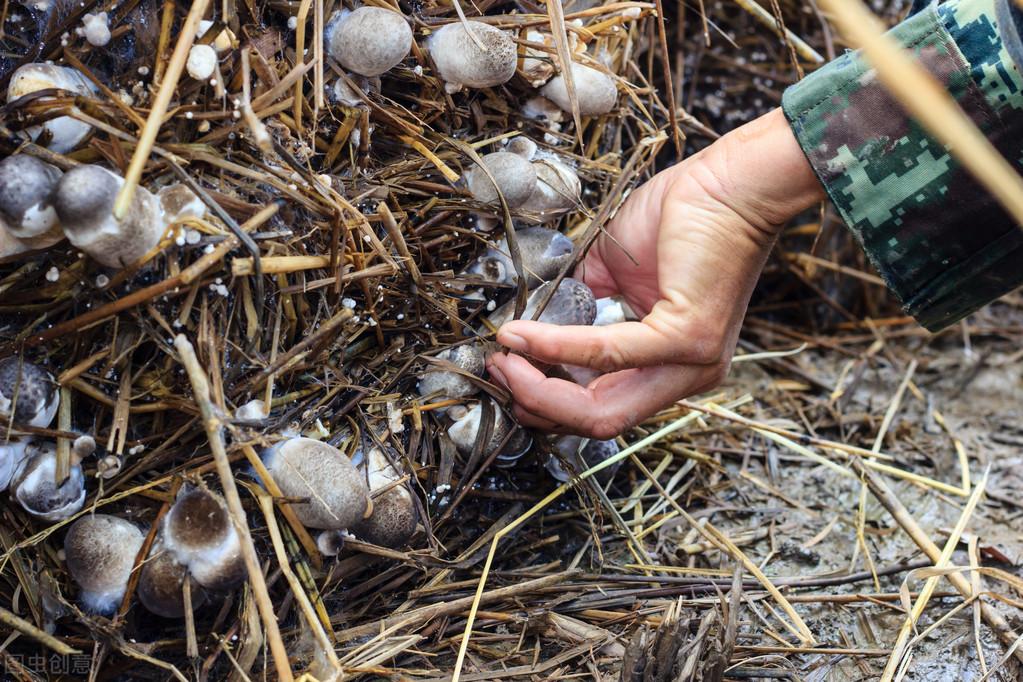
[486,277,597,329]
[261,437,371,530]
[428,21,517,91]
[137,540,208,618]
[10,442,86,522]
[0,155,64,250]
[6,64,97,153]
[0,356,58,430]
[352,448,417,548]
[161,486,245,591]
[64,514,144,614]
[186,44,218,81]
[234,398,268,421]
[416,343,485,405]
[325,7,413,77]
[80,12,110,47]
[54,164,164,268]
[465,226,574,288]
[196,20,236,53]
[96,454,122,479]
[541,62,617,116]
[465,152,537,208]
[316,529,346,556]
[156,184,205,224]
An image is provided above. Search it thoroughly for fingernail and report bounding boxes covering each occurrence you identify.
[487,362,508,387]
[499,331,528,352]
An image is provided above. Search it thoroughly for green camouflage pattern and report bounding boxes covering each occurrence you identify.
[782,0,1023,331]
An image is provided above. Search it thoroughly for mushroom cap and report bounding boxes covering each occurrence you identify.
[541,62,617,116]
[163,486,246,591]
[157,184,205,224]
[520,157,582,219]
[487,277,596,328]
[548,436,621,483]
[447,400,513,456]
[186,44,217,81]
[428,22,517,89]
[64,514,144,614]
[493,427,533,468]
[0,357,58,428]
[11,443,86,522]
[465,152,537,208]
[471,227,574,288]
[81,12,111,47]
[326,7,413,77]
[138,542,208,618]
[316,529,346,556]
[54,164,163,268]
[416,343,485,402]
[7,64,97,153]
[353,484,417,548]
[262,437,371,530]
[0,155,63,240]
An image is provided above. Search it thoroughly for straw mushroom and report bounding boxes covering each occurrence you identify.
[261,437,371,530]
[465,152,537,208]
[64,514,144,614]
[546,436,621,484]
[541,62,617,116]
[447,399,531,461]
[466,227,574,288]
[10,442,86,522]
[79,12,110,47]
[0,356,58,428]
[54,164,164,268]
[186,44,218,81]
[520,156,582,218]
[0,437,29,491]
[6,64,97,153]
[325,7,413,77]
[316,530,346,556]
[416,343,485,404]
[137,541,208,618]
[0,155,64,250]
[487,277,597,328]
[428,21,517,91]
[352,448,417,548]
[161,486,245,590]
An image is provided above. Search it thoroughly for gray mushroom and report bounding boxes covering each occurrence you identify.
[0,436,30,491]
[0,155,64,249]
[520,156,582,219]
[326,7,413,77]
[541,62,617,116]
[261,437,371,530]
[465,152,537,208]
[428,21,517,91]
[54,164,164,268]
[351,447,417,548]
[161,486,245,591]
[11,442,86,522]
[546,436,621,484]
[0,356,58,428]
[137,540,208,618]
[416,343,485,406]
[6,64,97,153]
[486,277,597,328]
[465,226,574,288]
[447,399,531,461]
[64,514,144,614]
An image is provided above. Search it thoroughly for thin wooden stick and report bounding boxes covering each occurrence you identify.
[0,606,79,655]
[816,0,1023,229]
[113,0,211,220]
[174,335,294,682]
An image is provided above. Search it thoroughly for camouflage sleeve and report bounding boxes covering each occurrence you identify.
[782,0,1023,332]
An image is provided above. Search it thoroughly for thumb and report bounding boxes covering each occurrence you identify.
[497,316,692,371]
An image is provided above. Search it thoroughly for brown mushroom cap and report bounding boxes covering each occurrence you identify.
[64,514,145,614]
[262,437,371,530]
[54,165,163,269]
[541,62,618,116]
[0,357,58,428]
[428,22,517,89]
[353,484,417,548]
[138,542,208,618]
[162,486,245,591]
[326,7,413,77]
[486,277,596,329]
[465,152,537,208]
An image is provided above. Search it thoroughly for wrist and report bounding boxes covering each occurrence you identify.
[704,108,825,235]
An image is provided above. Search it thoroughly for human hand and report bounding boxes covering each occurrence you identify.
[486,108,825,438]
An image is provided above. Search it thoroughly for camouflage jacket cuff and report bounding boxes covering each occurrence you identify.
[782,0,1023,332]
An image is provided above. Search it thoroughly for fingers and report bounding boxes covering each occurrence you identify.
[497,310,724,371]
[487,352,725,439]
